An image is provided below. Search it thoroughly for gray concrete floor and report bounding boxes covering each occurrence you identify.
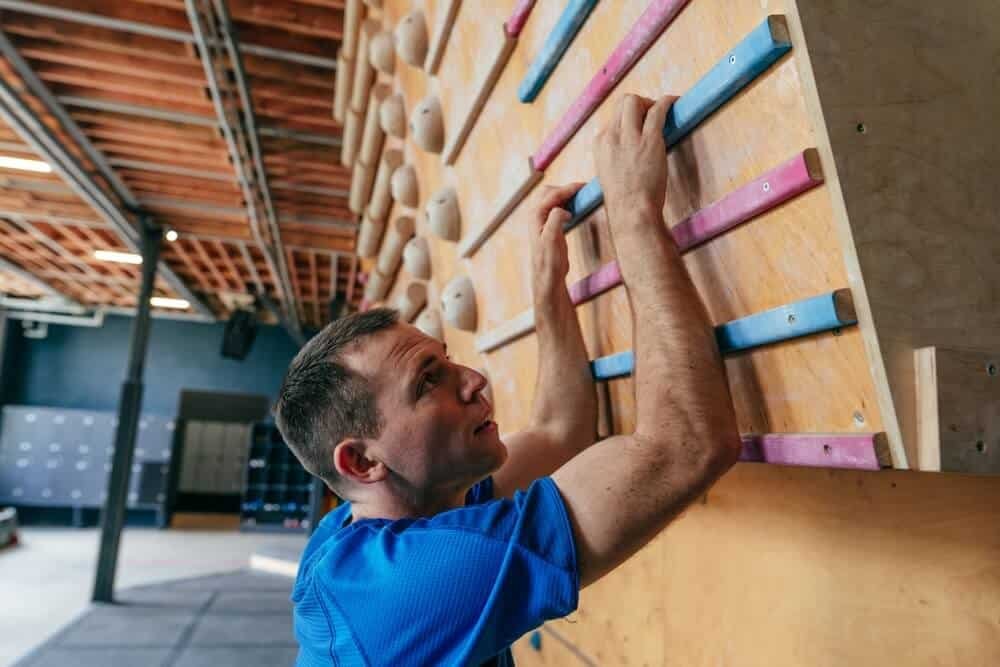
[0,526,305,667]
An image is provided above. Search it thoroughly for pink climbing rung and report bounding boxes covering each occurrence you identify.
[673,150,823,252]
[568,260,622,304]
[531,0,691,171]
[565,150,824,306]
[739,434,889,470]
[505,0,538,37]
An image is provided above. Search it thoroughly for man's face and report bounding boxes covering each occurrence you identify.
[344,323,506,493]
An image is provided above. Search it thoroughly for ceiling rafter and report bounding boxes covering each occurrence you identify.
[186,0,301,337]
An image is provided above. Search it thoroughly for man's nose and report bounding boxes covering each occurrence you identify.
[459,366,488,402]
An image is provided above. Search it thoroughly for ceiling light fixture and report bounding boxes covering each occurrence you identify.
[94,250,142,264]
[150,297,190,310]
[165,229,179,242]
[0,155,52,173]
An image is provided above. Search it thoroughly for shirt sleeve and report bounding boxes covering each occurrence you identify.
[323,476,579,665]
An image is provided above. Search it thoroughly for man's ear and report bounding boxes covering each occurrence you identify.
[333,438,386,484]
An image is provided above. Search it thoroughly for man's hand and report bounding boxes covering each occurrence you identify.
[530,182,584,303]
[595,94,675,235]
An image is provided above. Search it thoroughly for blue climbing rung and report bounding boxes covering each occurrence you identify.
[590,290,856,379]
[519,0,599,103]
[565,16,793,231]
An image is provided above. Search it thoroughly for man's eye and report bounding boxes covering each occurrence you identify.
[419,370,440,397]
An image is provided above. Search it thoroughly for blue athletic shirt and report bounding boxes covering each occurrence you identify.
[291,476,580,666]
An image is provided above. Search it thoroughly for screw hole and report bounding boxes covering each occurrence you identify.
[729,54,736,64]
[787,313,796,324]
[762,182,771,192]
[853,411,866,425]
[856,123,867,134]
[602,66,607,75]
[987,363,997,376]
[822,444,832,455]
[976,440,986,453]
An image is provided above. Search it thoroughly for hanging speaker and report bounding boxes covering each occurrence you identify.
[221,309,258,360]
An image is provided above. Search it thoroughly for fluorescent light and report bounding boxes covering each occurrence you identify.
[0,155,52,173]
[165,229,179,242]
[94,250,142,264]
[150,297,190,310]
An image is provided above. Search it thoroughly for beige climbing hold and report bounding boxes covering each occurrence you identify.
[441,275,476,331]
[415,307,444,341]
[363,0,382,8]
[426,186,460,241]
[409,96,444,154]
[379,94,406,139]
[356,212,386,258]
[403,236,431,280]
[350,20,380,112]
[364,269,390,302]
[340,107,363,167]
[391,164,419,207]
[369,30,395,75]
[396,280,428,322]
[369,149,403,222]
[333,53,353,124]
[358,84,390,166]
[395,11,428,67]
[349,160,376,214]
[376,215,416,277]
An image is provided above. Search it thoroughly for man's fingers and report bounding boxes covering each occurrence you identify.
[537,182,586,218]
[620,94,655,139]
[643,94,676,138]
[542,207,571,239]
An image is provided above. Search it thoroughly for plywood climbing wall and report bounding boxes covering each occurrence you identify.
[351,0,1000,663]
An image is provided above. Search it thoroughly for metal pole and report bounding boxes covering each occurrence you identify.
[91,222,162,603]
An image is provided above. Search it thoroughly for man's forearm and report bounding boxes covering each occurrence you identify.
[611,199,739,465]
[531,281,598,451]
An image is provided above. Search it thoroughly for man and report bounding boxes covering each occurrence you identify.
[275,94,741,666]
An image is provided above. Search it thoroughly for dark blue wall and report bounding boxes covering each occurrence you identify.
[4,314,300,416]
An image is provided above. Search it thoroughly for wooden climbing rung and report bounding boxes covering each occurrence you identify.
[505,0,538,37]
[739,433,892,470]
[590,289,857,379]
[565,16,793,228]
[518,0,599,103]
[531,0,692,171]
[475,150,824,353]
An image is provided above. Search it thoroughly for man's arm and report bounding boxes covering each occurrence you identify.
[552,94,742,588]
[493,183,598,499]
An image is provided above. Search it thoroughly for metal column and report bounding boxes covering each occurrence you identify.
[92,222,162,603]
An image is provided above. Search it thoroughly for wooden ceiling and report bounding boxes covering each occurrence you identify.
[0,0,361,330]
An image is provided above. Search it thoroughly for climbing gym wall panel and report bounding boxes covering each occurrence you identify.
[371,0,1000,663]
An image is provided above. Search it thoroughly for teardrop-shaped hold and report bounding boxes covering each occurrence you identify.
[396,280,428,322]
[391,163,418,207]
[409,95,444,153]
[369,30,395,75]
[415,306,444,341]
[441,275,477,331]
[403,236,431,279]
[395,10,428,67]
[380,94,406,138]
[426,186,460,241]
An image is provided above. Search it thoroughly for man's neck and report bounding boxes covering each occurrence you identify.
[348,483,470,522]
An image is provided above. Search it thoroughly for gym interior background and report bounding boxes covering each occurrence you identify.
[0,1,998,666]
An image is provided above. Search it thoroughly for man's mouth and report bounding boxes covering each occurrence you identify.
[474,419,496,436]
